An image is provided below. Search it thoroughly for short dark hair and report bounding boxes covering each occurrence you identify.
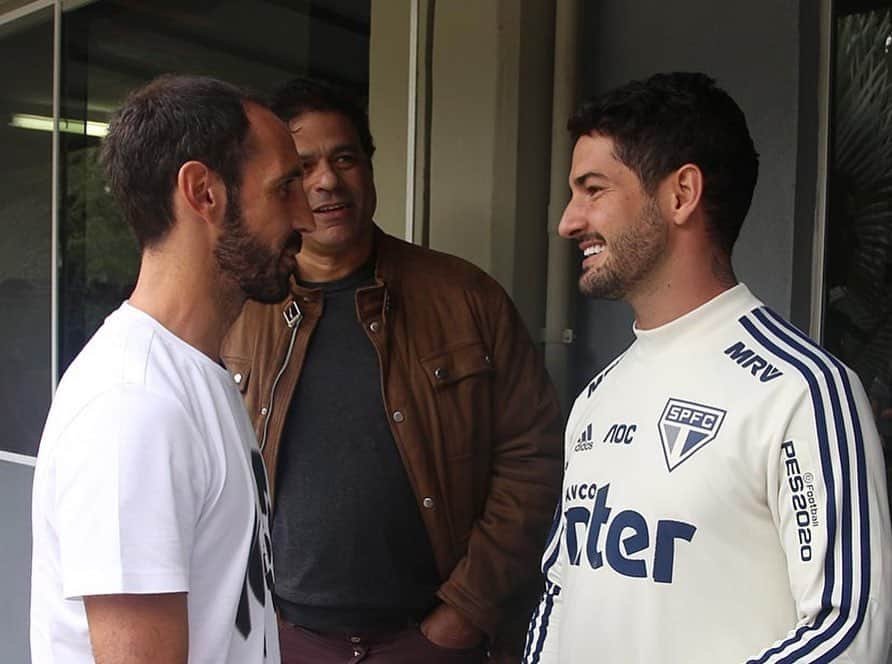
[270,76,375,160]
[100,74,265,250]
[568,72,759,254]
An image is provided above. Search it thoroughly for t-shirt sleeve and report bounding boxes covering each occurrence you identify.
[52,385,210,599]
[750,367,892,662]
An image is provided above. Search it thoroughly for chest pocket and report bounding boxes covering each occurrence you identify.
[419,341,493,389]
[419,341,494,463]
[418,341,494,538]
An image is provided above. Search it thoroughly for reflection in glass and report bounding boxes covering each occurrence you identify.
[58,0,370,373]
[824,2,892,495]
[0,9,53,456]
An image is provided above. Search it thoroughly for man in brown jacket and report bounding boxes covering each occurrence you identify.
[222,77,562,664]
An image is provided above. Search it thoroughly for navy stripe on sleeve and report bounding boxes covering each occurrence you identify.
[739,307,870,663]
[524,581,561,664]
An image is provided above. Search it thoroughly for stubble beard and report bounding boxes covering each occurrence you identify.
[579,198,667,301]
[214,189,301,304]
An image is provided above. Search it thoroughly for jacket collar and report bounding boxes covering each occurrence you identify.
[285,225,396,321]
[288,225,403,296]
[370,226,405,289]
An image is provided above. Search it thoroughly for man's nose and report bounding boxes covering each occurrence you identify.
[306,158,338,192]
[558,197,586,239]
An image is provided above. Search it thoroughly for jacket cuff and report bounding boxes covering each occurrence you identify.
[436,580,501,638]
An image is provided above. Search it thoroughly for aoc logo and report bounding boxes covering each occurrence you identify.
[658,398,726,472]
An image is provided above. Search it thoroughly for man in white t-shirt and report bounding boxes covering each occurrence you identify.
[30,74,314,663]
[523,72,892,662]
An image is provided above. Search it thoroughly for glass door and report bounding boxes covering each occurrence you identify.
[823,0,892,495]
[0,6,54,457]
[58,0,371,374]
[0,0,371,457]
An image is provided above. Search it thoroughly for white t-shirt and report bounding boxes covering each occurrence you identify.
[524,284,892,663]
[30,303,280,664]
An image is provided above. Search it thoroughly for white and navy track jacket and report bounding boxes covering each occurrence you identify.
[524,284,892,663]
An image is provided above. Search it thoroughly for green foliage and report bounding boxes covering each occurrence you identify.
[62,142,139,356]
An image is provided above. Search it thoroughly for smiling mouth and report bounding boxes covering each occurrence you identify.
[313,202,351,214]
[583,244,604,257]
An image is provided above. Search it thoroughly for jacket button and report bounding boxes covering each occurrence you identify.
[392,410,404,423]
[483,354,492,365]
[260,406,269,416]
[422,497,435,509]
[233,372,243,385]
[434,367,447,380]
[369,321,381,333]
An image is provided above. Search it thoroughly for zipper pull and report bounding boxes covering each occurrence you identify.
[282,300,302,328]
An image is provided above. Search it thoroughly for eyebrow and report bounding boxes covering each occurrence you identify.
[275,165,304,185]
[330,143,361,153]
[572,171,610,187]
[297,143,362,159]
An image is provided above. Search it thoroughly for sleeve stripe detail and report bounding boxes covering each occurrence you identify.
[739,312,839,662]
[758,307,873,663]
[523,581,561,664]
[541,502,563,576]
[584,353,624,399]
[740,307,871,663]
[523,588,545,662]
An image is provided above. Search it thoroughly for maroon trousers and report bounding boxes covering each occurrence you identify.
[278,621,487,664]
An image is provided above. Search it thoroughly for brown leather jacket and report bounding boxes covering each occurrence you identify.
[221,228,562,658]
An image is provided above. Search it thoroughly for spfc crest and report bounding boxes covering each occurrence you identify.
[658,398,726,472]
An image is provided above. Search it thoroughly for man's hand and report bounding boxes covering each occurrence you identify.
[420,603,484,649]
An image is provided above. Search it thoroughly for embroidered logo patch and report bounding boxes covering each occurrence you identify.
[658,399,726,472]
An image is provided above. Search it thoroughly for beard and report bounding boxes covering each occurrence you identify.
[579,197,667,300]
[214,190,302,303]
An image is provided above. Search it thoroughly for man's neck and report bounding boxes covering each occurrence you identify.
[631,279,735,330]
[296,236,375,283]
[629,253,737,330]
[128,253,243,363]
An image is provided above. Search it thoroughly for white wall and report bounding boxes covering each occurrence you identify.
[369,0,556,337]
[368,0,410,240]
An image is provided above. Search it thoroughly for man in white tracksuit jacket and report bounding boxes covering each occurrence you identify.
[524,72,892,663]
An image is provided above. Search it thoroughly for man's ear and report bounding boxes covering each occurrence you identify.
[660,163,703,227]
[176,161,226,225]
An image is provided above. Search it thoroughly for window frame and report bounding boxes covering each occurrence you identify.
[0,0,58,465]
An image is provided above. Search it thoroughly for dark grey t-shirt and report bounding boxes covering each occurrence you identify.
[271,261,440,632]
